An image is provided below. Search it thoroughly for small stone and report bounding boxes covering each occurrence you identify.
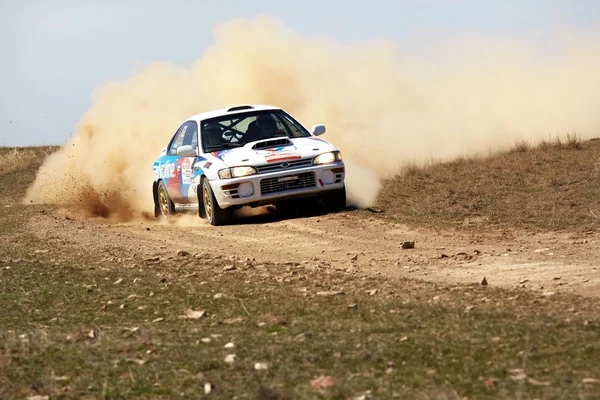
[481,277,488,286]
[509,369,527,381]
[177,250,190,257]
[182,309,206,319]
[254,362,269,370]
[224,354,236,364]
[310,375,336,389]
[484,377,499,388]
[527,377,550,386]
[316,290,344,296]
[223,265,236,271]
[582,378,600,384]
[401,241,415,249]
[355,391,373,400]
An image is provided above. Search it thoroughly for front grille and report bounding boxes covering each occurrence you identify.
[256,158,312,173]
[260,172,316,195]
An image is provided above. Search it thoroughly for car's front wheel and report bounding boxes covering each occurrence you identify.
[157,180,175,217]
[201,179,231,226]
[323,185,346,212]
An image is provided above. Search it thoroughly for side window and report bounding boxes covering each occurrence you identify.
[168,124,187,155]
[182,121,198,149]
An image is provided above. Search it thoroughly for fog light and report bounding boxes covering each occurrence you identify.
[239,182,254,197]
[321,170,335,185]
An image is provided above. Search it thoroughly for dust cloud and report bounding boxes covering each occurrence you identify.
[25,15,600,218]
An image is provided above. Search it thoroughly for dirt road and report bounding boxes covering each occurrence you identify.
[30,207,600,298]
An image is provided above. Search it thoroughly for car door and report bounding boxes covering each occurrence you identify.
[177,121,199,204]
[162,122,190,204]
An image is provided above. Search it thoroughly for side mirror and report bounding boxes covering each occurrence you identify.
[311,125,326,136]
[177,145,196,157]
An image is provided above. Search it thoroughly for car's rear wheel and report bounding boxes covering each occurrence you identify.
[158,180,175,217]
[202,179,231,226]
[323,185,346,212]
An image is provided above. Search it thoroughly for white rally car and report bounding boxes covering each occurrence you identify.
[152,104,346,225]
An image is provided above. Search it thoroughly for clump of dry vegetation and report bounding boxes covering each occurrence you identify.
[378,135,600,231]
[0,146,59,176]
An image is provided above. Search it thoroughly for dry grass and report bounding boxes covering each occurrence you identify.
[2,210,599,399]
[1,145,600,398]
[378,136,600,231]
[0,146,59,176]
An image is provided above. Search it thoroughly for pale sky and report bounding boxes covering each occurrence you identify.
[1,0,598,146]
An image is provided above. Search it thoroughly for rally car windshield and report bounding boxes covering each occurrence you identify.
[201,110,311,153]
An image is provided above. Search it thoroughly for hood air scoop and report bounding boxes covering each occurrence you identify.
[251,138,292,150]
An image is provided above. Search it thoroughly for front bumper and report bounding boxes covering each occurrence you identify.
[211,162,345,208]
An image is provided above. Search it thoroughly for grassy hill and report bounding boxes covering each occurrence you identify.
[378,136,600,231]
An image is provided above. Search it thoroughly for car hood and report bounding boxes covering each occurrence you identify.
[208,137,337,167]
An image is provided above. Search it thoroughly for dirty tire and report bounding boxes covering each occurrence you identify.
[197,183,207,219]
[323,185,346,212]
[157,180,175,217]
[202,179,231,226]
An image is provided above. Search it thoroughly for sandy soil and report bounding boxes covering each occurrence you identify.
[30,207,600,298]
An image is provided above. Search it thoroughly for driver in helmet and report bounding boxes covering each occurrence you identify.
[256,115,277,139]
[203,123,222,147]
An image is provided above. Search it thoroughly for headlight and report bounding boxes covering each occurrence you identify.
[313,151,342,165]
[218,166,257,179]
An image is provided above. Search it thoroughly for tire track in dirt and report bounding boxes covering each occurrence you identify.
[30,208,600,298]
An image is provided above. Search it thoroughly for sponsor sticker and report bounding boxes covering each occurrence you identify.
[181,158,192,184]
[156,162,175,179]
[265,151,301,163]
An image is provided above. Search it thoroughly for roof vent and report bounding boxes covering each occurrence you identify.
[227,105,254,112]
